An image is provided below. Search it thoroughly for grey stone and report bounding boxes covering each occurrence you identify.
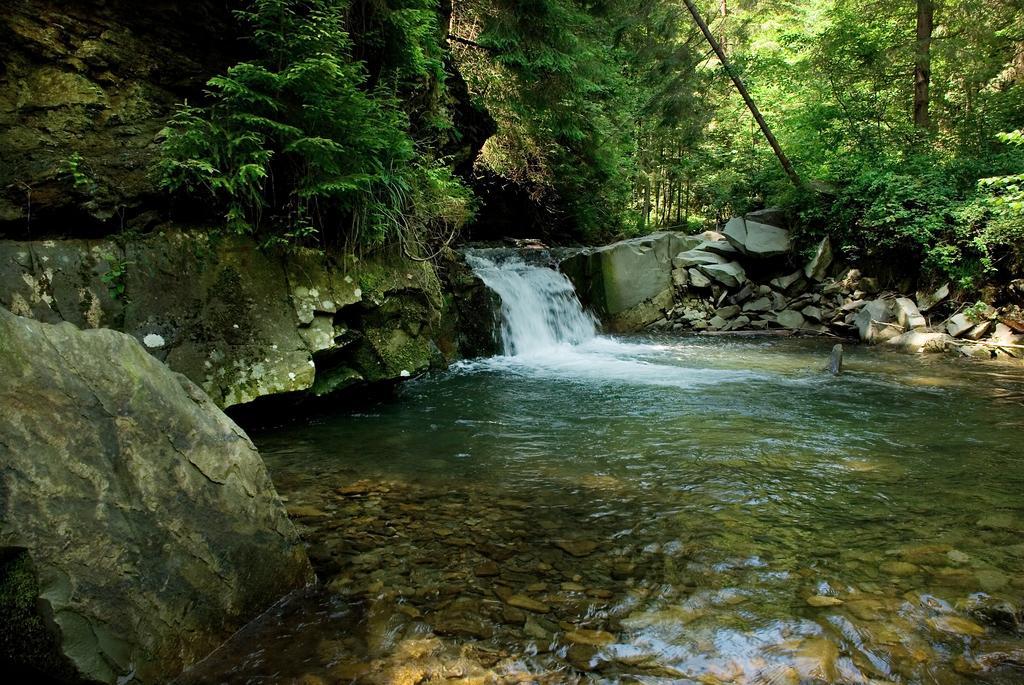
[0,307,312,684]
[894,297,927,330]
[802,306,823,322]
[673,249,728,269]
[946,313,974,338]
[672,268,689,287]
[828,344,843,375]
[854,300,895,343]
[695,238,739,257]
[743,297,772,313]
[700,262,747,289]
[561,232,698,330]
[716,304,741,319]
[0,233,450,408]
[730,284,754,304]
[770,271,804,291]
[885,330,954,354]
[708,315,729,330]
[916,283,950,313]
[776,310,806,329]
[726,315,751,330]
[745,207,788,227]
[723,217,792,258]
[804,237,833,281]
[688,268,712,289]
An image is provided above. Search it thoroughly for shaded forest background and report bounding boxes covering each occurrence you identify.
[149,0,1024,287]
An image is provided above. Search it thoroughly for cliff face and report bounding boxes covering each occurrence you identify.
[0,0,236,236]
[0,232,497,410]
[0,0,500,408]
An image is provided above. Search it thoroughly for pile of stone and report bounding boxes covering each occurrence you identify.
[562,210,1024,359]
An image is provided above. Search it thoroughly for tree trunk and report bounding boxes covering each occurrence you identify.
[719,0,729,55]
[914,0,935,129]
[681,0,802,188]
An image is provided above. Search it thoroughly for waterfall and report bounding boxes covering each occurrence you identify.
[465,251,597,356]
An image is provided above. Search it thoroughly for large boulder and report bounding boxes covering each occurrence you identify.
[0,307,312,684]
[855,299,900,343]
[722,217,792,258]
[561,232,699,331]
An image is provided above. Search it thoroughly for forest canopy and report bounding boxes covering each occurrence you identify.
[158,0,1024,287]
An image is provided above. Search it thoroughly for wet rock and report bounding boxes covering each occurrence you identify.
[430,603,494,640]
[804,237,833,281]
[806,595,845,607]
[566,643,601,671]
[928,615,987,637]
[828,344,843,375]
[965,594,1022,632]
[880,561,920,577]
[565,628,616,646]
[610,563,636,580]
[523,616,552,639]
[723,217,792,258]
[554,540,599,557]
[793,637,839,682]
[506,595,551,614]
[474,561,500,577]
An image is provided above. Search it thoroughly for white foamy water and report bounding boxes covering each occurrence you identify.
[464,251,597,355]
[463,251,759,388]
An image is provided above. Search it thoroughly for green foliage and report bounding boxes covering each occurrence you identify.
[158,0,472,251]
[99,254,129,301]
[64,152,95,192]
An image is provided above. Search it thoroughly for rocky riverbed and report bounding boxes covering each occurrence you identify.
[179,337,1024,684]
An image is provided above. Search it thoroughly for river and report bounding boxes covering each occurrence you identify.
[180,252,1024,684]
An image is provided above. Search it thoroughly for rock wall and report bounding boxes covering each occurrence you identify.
[0,0,235,235]
[0,307,313,684]
[0,231,497,409]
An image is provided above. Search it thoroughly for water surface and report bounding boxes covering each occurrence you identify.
[182,258,1024,684]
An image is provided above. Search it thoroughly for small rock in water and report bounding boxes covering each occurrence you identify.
[880,560,920,577]
[565,627,617,646]
[554,539,599,557]
[473,561,500,577]
[806,595,845,607]
[928,615,987,637]
[506,594,550,613]
[828,343,843,375]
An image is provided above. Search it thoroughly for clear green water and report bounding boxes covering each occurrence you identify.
[181,337,1024,685]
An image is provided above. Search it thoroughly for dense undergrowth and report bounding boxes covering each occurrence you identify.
[157,0,1024,289]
